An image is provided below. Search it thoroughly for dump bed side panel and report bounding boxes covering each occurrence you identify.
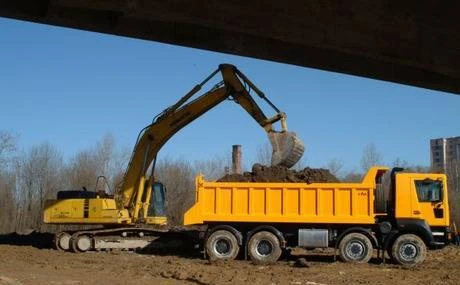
[184,180,376,226]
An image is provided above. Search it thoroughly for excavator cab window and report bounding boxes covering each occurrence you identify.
[148,182,166,217]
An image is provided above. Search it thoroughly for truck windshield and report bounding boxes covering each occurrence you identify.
[415,179,442,202]
[148,183,166,216]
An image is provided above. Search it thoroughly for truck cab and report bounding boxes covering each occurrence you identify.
[390,169,450,246]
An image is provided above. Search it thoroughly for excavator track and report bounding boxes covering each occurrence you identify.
[54,227,201,253]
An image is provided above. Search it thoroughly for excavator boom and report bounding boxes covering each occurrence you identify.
[120,64,305,216]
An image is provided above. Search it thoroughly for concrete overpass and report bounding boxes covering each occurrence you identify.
[1,1,459,94]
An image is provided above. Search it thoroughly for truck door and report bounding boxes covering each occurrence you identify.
[411,178,447,227]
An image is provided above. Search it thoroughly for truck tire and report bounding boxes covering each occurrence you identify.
[391,234,426,266]
[338,232,373,263]
[248,231,282,264]
[205,230,240,261]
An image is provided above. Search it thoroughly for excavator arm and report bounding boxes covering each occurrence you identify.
[119,64,304,221]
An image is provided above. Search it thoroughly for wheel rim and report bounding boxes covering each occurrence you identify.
[58,233,71,250]
[76,236,92,252]
[346,240,365,260]
[214,238,232,256]
[256,240,273,256]
[399,243,418,261]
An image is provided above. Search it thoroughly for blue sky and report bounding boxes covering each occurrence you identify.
[1,18,459,173]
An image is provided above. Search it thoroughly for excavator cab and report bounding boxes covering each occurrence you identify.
[148,183,166,217]
[143,181,168,225]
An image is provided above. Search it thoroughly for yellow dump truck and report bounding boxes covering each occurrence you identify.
[184,167,450,266]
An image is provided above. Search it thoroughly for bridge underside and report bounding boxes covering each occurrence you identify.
[1,1,459,94]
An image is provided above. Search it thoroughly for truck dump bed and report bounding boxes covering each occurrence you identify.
[184,167,388,226]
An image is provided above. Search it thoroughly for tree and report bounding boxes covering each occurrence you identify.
[341,171,363,182]
[155,157,195,225]
[0,131,17,168]
[64,133,129,193]
[193,155,230,180]
[94,133,130,192]
[392,157,410,169]
[0,170,17,233]
[360,143,383,172]
[326,158,344,177]
[65,149,99,190]
[15,142,63,231]
[0,131,18,233]
[255,142,272,166]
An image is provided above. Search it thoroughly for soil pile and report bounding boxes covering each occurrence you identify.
[217,163,339,183]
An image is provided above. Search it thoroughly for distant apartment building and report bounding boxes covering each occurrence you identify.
[430,136,460,172]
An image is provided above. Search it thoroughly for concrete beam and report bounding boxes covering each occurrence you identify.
[1,0,459,94]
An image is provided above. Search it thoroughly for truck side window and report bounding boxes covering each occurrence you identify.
[414,179,442,202]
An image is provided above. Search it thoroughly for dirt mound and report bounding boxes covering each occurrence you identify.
[217,163,339,183]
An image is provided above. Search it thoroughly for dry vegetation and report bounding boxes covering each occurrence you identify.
[0,131,232,232]
[0,131,459,234]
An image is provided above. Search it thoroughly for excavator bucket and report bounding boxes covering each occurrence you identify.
[268,131,305,168]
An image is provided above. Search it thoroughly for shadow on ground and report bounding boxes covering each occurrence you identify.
[136,229,203,258]
[0,231,54,249]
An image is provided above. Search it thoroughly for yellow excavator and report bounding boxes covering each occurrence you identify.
[43,64,304,252]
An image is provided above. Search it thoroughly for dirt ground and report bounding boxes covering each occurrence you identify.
[1,235,459,285]
[217,164,339,183]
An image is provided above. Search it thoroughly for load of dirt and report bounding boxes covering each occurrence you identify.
[217,163,339,183]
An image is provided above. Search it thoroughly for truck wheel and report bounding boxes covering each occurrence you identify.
[205,230,240,261]
[248,231,282,264]
[54,232,72,251]
[391,234,426,266]
[338,233,373,263]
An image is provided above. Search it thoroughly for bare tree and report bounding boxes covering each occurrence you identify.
[392,157,410,169]
[15,142,63,231]
[0,170,17,233]
[0,131,18,233]
[255,142,272,166]
[360,143,383,172]
[95,133,114,178]
[65,149,99,190]
[64,133,128,192]
[155,157,195,225]
[326,158,344,177]
[0,131,17,168]
[341,171,363,182]
[193,155,230,180]
[94,133,129,192]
